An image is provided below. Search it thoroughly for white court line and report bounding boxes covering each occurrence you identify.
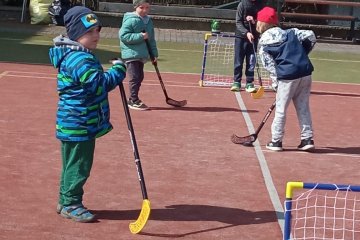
[7,70,56,76]
[0,71,9,79]
[5,69,360,86]
[5,70,360,93]
[263,149,360,158]
[234,92,285,234]
[4,72,228,90]
[5,72,360,97]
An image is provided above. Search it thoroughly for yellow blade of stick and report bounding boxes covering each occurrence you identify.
[251,86,265,99]
[129,199,151,234]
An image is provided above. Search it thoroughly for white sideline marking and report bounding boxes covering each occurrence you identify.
[0,71,9,79]
[262,150,360,158]
[234,92,285,233]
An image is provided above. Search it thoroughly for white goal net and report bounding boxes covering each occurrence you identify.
[199,33,271,88]
[284,182,360,240]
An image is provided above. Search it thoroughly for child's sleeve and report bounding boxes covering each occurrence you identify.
[293,28,317,54]
[70,54,126,94]
[119,20,144,44]
[258,46,278,84]
[235,3,248,38]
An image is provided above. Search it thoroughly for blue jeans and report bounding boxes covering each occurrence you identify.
[233,37,257,84]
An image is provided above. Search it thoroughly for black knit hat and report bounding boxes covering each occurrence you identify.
[64,6,101,41]
[133,0,150,8]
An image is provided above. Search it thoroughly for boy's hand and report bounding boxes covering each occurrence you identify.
[246,16,255,24]
[111,58,125,66]
[110,58,127,73]
[247,32,254,43]
[141,32,148,40]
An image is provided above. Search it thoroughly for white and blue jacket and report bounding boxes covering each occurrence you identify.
[258,27,316,82]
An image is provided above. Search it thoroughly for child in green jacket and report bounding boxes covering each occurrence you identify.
[119,0,158,110]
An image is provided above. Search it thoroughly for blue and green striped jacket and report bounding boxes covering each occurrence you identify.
[49,36,126,141]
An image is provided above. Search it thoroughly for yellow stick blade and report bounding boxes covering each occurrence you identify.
[251,86,265,99]
[129,199,151,234]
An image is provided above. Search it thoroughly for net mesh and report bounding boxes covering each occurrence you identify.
[286,185,360,240]
[200,34,271,88]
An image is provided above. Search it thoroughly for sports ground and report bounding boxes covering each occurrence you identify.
[1,23,360,240]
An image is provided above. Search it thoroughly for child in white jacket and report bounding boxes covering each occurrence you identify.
[256,7,317,151]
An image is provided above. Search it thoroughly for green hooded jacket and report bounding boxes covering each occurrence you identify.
[119,12,158,61]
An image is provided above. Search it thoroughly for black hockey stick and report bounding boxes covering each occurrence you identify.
[119,83,150,234]
[144,38,187,107]
[231,100,276,145]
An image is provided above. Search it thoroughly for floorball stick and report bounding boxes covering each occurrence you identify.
[119,83,150,234]
[231,100,276,145]
[249,22,265,99]
[144,38,187,107]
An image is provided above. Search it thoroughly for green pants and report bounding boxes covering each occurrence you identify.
[59,139,95,206]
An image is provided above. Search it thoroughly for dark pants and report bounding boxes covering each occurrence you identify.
[233,37,257,84]
[59,139,95,206]
[126,61,144,102]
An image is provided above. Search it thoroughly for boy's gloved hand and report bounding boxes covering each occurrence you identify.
[110,58,126,73]
[111,58,125,66]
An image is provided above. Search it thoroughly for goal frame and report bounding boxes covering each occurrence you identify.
[284,182,360,240]
[199,32,271,88]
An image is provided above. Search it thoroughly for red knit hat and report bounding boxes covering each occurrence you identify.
[257,7,279,25]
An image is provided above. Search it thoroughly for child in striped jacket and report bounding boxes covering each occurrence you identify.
[49,6,126,222]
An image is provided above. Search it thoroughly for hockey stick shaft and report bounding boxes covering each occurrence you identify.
[119,83,150,234]
[248,22,264,99]
[144,37,187,107]
[144,38,170,99]
[231,100,275,144]
[119,83,148,199]
[254,100,276,135]
[249,23,263,87]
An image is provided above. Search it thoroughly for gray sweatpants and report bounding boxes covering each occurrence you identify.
[272,75,313,142]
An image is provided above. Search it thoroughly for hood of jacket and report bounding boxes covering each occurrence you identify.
[123,11,150,25]
[49,35,90,69]
[259,27,288,46]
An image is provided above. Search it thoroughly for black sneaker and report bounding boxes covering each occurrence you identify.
[297,138,315,151]
[128,99,149,111]
[266,141,283,151]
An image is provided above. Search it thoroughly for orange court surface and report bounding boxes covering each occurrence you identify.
[1,62,360,240]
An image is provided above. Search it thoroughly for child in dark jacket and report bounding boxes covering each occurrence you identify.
[49,6,126,222]
[256,7,316,152]
[231,0,264,93]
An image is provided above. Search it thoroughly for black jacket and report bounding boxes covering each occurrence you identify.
[235,0,264,39]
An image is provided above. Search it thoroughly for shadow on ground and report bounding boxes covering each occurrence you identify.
[93,204,279,237]
[149,106,258,113]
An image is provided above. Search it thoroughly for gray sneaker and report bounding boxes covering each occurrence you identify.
[266,141,283,151]
[128,99,149,111]
[297,138,315,151]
